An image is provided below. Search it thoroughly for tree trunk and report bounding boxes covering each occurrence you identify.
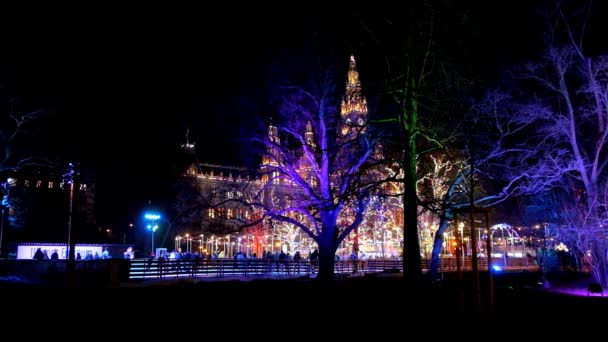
[592,243,608,287]
[401,77,423,285]
[317,243,336,282]
[429,217,450,280]
[403,184,422,284]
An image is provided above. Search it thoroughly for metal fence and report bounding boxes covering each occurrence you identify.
[127,257,538,279]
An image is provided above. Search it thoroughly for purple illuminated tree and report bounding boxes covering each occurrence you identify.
[431,1,608,286]
[253,62,379,281]
[424,89,565,279]
[420,1,608,279]
[467,1,608,285]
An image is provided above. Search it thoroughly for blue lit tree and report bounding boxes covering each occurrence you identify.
[517,1,608,286]
[252,62,380,281]
[474,1,608,286]
[424,90,566,279]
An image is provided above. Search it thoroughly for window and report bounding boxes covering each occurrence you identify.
[217,208,226,219]
[48,182,54,189]
[272,171,280,184]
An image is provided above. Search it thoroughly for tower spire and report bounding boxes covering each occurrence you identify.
[340,54,368,136]
[347,54,361,87]
[262,117,281,166]
[260,117,282,184]
[180,128,199,175]
[182,128,195,151]
[341,54,368,117]
[305,120,316,150]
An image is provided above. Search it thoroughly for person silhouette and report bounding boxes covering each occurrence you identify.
[33,248,44,260]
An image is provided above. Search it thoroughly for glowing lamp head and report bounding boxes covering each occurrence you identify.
[144,213,161,220]
[144,212,161,231]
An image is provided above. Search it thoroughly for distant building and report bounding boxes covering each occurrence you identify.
[1,164,96,243]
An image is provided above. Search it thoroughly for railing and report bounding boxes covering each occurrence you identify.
[127,257,538,280]
[421,256,537,272]
[128,258,404,279]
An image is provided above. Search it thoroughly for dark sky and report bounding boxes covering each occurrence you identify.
[0,1,572,226]
[0,4,347,225]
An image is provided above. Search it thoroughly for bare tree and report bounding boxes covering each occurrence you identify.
[0,99,46,254]
[560,193,608,283]
[367,1,477,284]
[0,99,46,173]
[471,1,608,285]
[251,66,379,281]
[423,88,569,279]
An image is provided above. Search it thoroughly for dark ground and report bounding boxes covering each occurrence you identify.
[3,270,606,338]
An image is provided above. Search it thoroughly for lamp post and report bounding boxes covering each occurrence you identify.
[185,233,191,253]
[0,193,9,258]
[145,212,161,256]
[124,223,133,244]
[63,162,77,264]
[175,235,181,251]
[198,234,205,255]
[0,204,4,258]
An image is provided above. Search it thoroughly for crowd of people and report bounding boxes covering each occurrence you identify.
[31,247,115,260]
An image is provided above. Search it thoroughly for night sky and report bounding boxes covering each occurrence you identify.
[0,4,314,225]
[0,2,577,227]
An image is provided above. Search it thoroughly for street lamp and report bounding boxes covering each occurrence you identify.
[123,223,134,244]
[145,212,161,256]
[175,235,181,251]
[186,233,192,253]
[200,234,204,255]
[0,192,9,258]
